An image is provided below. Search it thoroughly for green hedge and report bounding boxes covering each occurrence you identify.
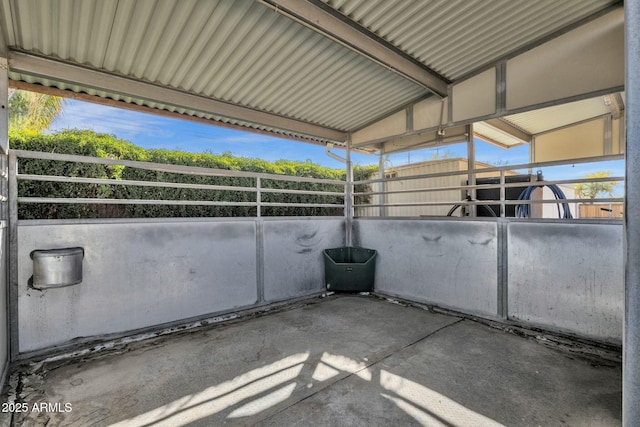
[11,129,377,219]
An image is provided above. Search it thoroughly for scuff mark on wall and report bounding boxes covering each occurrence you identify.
[468,238,493,246]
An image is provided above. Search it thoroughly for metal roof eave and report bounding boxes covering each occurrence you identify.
[8,51,349,145]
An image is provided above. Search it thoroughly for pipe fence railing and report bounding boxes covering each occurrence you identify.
[7,150,625,221]
[9,150,347,220]
[353,153,625,219]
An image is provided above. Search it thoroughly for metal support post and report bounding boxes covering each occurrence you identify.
[345,136,353,246]
[7,152,16,360]
[0,57,9,371]
[0,58,6,155]
[529,136,536,176]
[499,170,506,218]
[466,124,476,216]
[378,148,385,217]
[625,1,640,425]
[0,58,7,222]
[256,177,261,218]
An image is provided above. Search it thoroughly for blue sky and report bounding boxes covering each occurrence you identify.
[49,100,533,168]
[49,100,375,169]
[48,99,624,194]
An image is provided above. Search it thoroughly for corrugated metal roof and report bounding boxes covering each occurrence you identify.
[2,0,425,134]
[0,0,622,147]
[503,96,612,134]
[8,70,344,145]
[320,0,619,80]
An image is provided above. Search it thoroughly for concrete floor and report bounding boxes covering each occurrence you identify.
[9,296,621,426]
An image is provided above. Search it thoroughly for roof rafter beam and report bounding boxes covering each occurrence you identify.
[9,51,347,143]
[483,118,531,142]
[259,0,449,97]
[604,93,624,119]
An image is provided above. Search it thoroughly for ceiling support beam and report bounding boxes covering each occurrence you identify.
[259,0,449,97]
[604,92,625,119]
[9,52,347,144]
[483,118,531,142]
[380,125,469,155]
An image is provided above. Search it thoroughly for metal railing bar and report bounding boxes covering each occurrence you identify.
[260,177,346,186]
[505,198,623,205]
[19,174,345,197]
[18,174,257,192]
[12,150,346,185]
[355,153,625,185]
[260,188,345,196]
[18,198,345,209]
[18,197,257,206]
[355,183,498,196]
[261,202,344,208]
[356,169,472,185]
[355,197,623,208]
[353,176,626,197]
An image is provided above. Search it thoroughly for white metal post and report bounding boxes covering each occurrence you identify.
[624,1,640,425]
[256,177,261,218]
[499,170,506,218]
[0,56,12,365]
[466,124,476,216]
[345,136,353,246]
[0,57,7,155]
[378,148,385,217]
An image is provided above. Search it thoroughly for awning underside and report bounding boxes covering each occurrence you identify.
[0,0,624,151]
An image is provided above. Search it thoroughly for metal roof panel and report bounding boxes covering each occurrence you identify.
[321,0,619,80]
[4,0,426,132]
[2,0,622,146]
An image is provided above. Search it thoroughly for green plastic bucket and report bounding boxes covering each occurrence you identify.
[323,246,377,292]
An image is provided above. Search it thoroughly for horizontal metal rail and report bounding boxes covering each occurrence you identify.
[18,174,257,192]
[355,197,624,208]
[12,150,346,185]
[354,176,625,197]
[260,188,344,196]
[18,197,258,206]
[260,202,343,208]
[355,153,625,185]
[18,197,344,209]
[18,174,345,197]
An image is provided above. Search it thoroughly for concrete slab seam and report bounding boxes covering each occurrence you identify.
[253,318,465,425]
[373,292,621,363]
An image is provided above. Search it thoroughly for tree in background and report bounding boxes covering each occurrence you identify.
[575,171,618,199]
[8,89,66,132]
[429,149,453,160]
